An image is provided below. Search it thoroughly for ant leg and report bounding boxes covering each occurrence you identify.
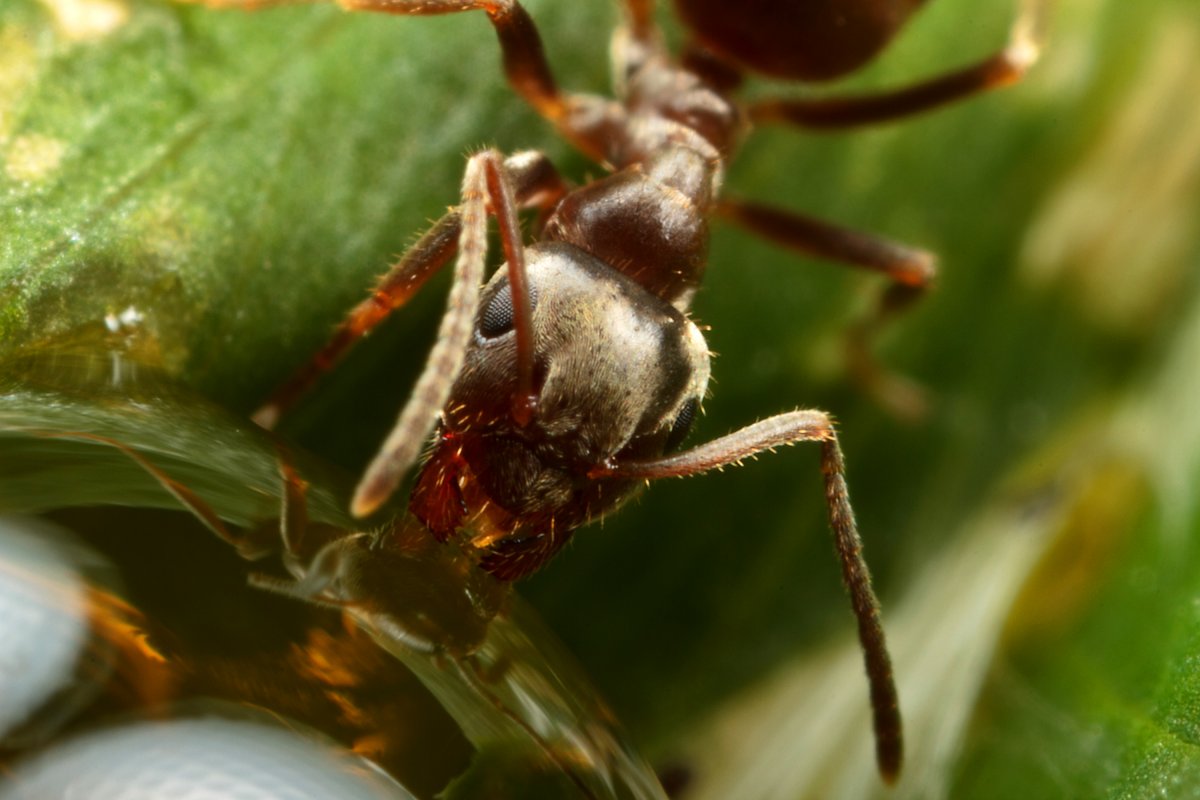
[333,0,627,162]
[620,0,655,39]
[335,0,562,118]
[589,410,902,783]
[717,198,933,420]
[29,431,276,559]
[253,214,458,429]
[351,149,539,518]
[251,456,347,600]
[718,199,934,286]
[749,0,1046,129]
[253,151,566,429]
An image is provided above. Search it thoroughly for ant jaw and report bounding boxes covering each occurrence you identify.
[511,391,538,427]
[586,458,620,480]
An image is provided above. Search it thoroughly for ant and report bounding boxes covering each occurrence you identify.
[209,0,1047,784]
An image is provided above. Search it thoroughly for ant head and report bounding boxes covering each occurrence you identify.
[448,241,710,469]
[674,0,927,81]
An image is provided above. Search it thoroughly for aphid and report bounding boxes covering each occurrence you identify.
[13,422,656,796]
[234,0,1045,782]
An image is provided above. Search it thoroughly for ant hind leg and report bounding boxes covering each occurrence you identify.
[717,197,934,421]
[749,0,1047,130]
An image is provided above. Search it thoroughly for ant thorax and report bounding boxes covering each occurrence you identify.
[408,242,709,580]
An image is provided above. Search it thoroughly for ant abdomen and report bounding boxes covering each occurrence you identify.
[675,0,928,81]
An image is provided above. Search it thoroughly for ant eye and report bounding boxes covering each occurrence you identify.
[479,283,515,338]
[479,282,538,339]
[665,397,700,452]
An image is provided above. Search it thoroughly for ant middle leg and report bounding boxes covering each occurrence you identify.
[749,0,1046,130]
[330,0,633,163]
[334,0,562,118]
[717,198,934,420]
[589,409,902,782]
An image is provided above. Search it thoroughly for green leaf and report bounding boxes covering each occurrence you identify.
[4,0,1200,796]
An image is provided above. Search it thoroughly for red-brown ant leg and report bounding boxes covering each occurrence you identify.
[335,0,562,119]
[718,199,934,286]
[717,198,933,420]
[749,2,1044,129]
[332,0,626,163]
[351,149,540,519]
[589,410,902,783]
[253,151,566,429]
[253,214,459,429]
[621,0,656,39]
[846,282,931,423]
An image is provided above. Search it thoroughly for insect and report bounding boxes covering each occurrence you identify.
[233,0,1045,783]
[4,409,663,796]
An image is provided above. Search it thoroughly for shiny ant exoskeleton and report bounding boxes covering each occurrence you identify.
[232,0,1045,782]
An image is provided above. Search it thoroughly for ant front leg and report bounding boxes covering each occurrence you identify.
[254,151,566,429]
[252,214,458,430]
[590,410,903,783]
[717,198,933,420]
[749,0,1047,130]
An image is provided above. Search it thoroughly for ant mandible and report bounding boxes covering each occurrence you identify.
[238,0,1045,782]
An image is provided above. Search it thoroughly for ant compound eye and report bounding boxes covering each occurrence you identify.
[479,282,538,339]
[479,283,515,338]
[665,397,700,452]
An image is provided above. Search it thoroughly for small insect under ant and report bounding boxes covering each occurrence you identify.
[224,0,1045,783]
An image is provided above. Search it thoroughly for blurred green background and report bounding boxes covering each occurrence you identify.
[3,0,1200,796]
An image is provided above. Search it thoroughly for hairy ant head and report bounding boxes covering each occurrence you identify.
[451,241,710,467]
[409,242,710,562]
